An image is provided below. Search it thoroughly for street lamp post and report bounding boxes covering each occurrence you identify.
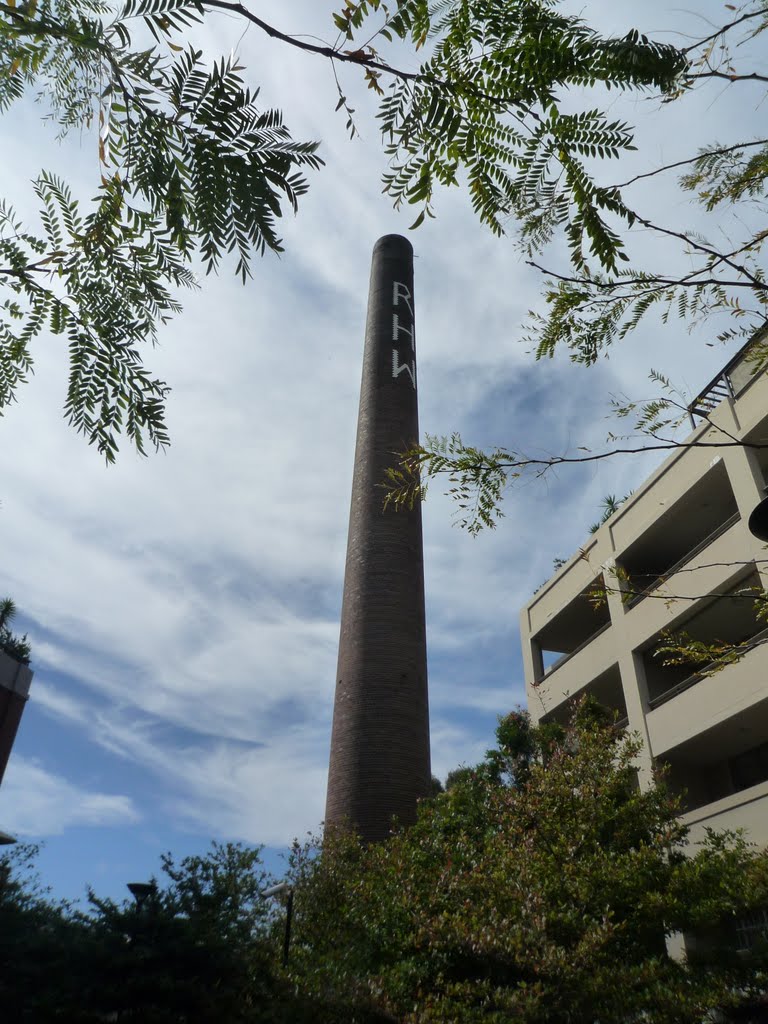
[260,881,294,967]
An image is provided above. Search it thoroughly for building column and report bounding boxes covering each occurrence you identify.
[604,583,655,788]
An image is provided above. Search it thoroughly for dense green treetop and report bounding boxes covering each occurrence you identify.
[0,839,338,1022]
[2,710,768,1022]
[290,705,768,1024]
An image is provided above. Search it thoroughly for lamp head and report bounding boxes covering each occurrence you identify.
[260,881,291,899]
[748,496,768,542]
[127,881,157,909]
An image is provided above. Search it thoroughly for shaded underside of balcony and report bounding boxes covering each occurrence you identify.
[620,460,739,606]
[658,695,768,815]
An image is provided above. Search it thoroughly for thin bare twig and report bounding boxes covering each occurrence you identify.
[635,559,768,577]
[612,139,768,190]
[686,70,768,84]
[424,438,768,479]
[631,213,767,290]
[681,9,766,55]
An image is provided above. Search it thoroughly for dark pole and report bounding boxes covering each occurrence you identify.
[282,889,293,968]
[326,235,431,843]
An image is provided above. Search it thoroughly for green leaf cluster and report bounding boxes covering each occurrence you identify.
[1,0,321,458]
[340,0,686,260]
[384,431,508,534]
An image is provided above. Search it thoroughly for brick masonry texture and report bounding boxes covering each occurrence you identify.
[325,235,431,843]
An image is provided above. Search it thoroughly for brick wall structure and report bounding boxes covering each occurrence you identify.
[325,235,431,843]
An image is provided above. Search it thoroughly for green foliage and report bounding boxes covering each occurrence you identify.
[4,729,768,1023]
[608,368,693,441]
[338,1,685,257]
[588,491,631,534]
[349,3,768,542]
[0,840,336,1023]
[527,265,765,369]
[4,0,768,465]
[81,842,282,1023]
[292,707,768,1024]
[1,0,321,459]
[0,626,31,663]
[334,0,768,378]
[681,140,768,211]
[384,436,636,538]
[384,431,509,534]
[0,595,31,663]
[655,586,768,676]
[0,597,16,630]
[428,773,444,795]
[0,842,91,1022]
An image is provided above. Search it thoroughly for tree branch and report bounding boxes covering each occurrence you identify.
[198,0,543,124]
[599,583,766,604]
[425,438,768,477]
[612,138,768,190]
[0,255,63,276]
[632,559,768,578]
[201,0,421,80]
[681,9,766,55]
[686,70,768,84]
[526,261,763,293]
[631,213,767,290]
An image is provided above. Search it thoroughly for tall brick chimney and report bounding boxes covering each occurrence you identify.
[325,235,431,842]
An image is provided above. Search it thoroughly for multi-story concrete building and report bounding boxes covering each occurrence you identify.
[521,337,768,851]
[0,647,32,788]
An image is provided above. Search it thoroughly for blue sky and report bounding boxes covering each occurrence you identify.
[0,0,760,903]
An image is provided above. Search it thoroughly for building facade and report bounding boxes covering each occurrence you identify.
[0,647,32,787]
[521,339,768,850]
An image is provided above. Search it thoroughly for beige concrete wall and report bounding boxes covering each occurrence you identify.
[524,538,600,641]
[531,624,615,715]
[647,645,768,757]
[521,356,768,847]
[683,785,768,849]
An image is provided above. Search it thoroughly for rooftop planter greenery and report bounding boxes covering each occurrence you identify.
[0,599,31,666]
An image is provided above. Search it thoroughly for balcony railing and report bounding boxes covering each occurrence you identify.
[540,621,611,679]
[647,626,768,711]
[687,331,768,427]
[647,670,703,711]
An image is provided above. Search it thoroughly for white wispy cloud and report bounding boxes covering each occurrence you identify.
[0,0,753,867]
[30,683,329,845]
[1,757,139,836]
